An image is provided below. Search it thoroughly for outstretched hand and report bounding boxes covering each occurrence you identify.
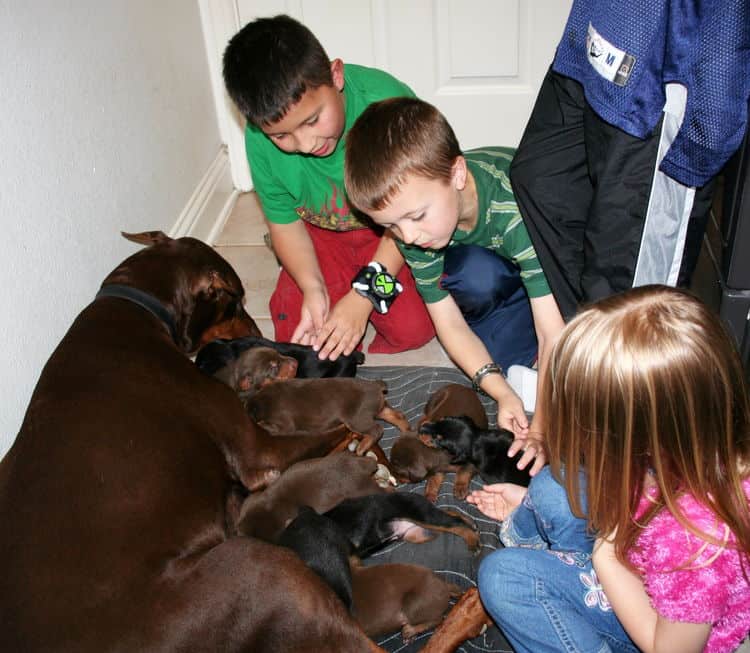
[495,386,529,435]
[291,287,329,346]
[313,290,372,360]
[466,483,527,521]
[507,432,546,476]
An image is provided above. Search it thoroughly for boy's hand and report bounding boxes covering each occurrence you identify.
[291,287,329,346]
[507,432,546,476]
[495,386,529,436]
[314,290,371,360]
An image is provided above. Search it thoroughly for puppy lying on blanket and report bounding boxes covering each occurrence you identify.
[390,383,489,501]
[419,415,531,487]
[246,378,410,455]
[279,506,462,641]
[237,452,386,542]
[324,492,480,555]
[211,345,299,397]
[415,383,489,430]
[196,335,365,378]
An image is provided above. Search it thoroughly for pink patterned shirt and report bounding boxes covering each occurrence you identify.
[627,479,750,653]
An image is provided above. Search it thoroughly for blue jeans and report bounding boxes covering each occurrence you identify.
[442,245,538,369]
[477,467,638,653]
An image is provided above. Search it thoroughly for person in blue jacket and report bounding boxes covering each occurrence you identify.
[510,0,750,320]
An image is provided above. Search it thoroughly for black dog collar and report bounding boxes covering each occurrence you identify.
[96,284,179,344]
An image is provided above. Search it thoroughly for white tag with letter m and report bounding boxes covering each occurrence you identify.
[585,22,635,87]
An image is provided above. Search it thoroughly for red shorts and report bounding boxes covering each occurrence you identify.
[269,222,435,354]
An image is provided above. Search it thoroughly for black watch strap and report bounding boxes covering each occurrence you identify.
[351,261,403,314]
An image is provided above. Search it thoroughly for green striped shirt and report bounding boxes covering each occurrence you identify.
[397,147,551,303]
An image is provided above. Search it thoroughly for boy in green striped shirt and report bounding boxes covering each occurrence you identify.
[345,98,565,461]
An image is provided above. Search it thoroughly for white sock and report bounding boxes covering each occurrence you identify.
[506,365,537,413]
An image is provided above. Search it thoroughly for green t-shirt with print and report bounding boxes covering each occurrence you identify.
[397,147,552,302]
[245,63,415,231]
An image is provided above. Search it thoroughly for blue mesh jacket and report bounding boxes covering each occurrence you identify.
[553,0,750,187]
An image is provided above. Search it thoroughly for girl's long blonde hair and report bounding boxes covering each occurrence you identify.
[544,285,750,564]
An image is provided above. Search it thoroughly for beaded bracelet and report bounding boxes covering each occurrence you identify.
[471,362,503,395]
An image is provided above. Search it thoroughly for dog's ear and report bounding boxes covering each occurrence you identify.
[192,269,236,299]
[121,230,171,247]
[208,269,237,295]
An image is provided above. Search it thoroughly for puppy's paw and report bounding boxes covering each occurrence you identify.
[442,507,477,530]
[452,482,470,500]
[374,463,397,488]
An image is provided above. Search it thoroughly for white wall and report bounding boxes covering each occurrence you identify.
[0,1,221,457]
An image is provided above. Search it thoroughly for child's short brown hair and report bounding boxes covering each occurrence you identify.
[345,97,461,211]
[223,15,333,126]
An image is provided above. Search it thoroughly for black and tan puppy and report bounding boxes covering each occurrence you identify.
[279,506,355,610]
[389,383,489,501]
[388,433,468,502]
[278,506,461,642]
[419,416,531,487]
[196,335,365,378]
[324,492,480,555]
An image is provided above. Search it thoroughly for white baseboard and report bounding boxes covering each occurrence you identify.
[170,145,238,244]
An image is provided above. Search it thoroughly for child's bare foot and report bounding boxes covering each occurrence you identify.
[466,483,527,521]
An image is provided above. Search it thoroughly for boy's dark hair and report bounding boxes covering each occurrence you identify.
[223,15,333,126]
[345,97,462,211]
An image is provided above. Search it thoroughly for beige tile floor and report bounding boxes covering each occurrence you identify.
[214,192,454,368]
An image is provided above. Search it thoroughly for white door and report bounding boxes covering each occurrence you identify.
[201,0,573,191]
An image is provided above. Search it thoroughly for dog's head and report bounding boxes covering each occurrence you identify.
[418,415,479,464]
[104,231,261,354]
[226,346,298,398]
[389,434,451,483]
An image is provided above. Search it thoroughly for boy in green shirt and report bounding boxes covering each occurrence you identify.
[222,15,434,359]
[345,97,565,455]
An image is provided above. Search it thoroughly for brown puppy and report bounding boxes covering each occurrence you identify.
[351,558,462,641]
[416,382,489,430]
[421,587,493,653]
[390,383,488,501]
[212,345,299,398]
[0,231,383,653]
[389,433,475,502]
[238,452,387,542]
[246,378,410,454]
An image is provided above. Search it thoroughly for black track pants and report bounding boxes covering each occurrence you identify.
[510,68,713,320]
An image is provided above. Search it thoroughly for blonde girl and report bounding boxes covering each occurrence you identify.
[470,285,750,653]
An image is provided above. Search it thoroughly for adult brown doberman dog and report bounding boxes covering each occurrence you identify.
[0,231,384,652]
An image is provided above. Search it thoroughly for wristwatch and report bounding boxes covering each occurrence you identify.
[351,261,403,314]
